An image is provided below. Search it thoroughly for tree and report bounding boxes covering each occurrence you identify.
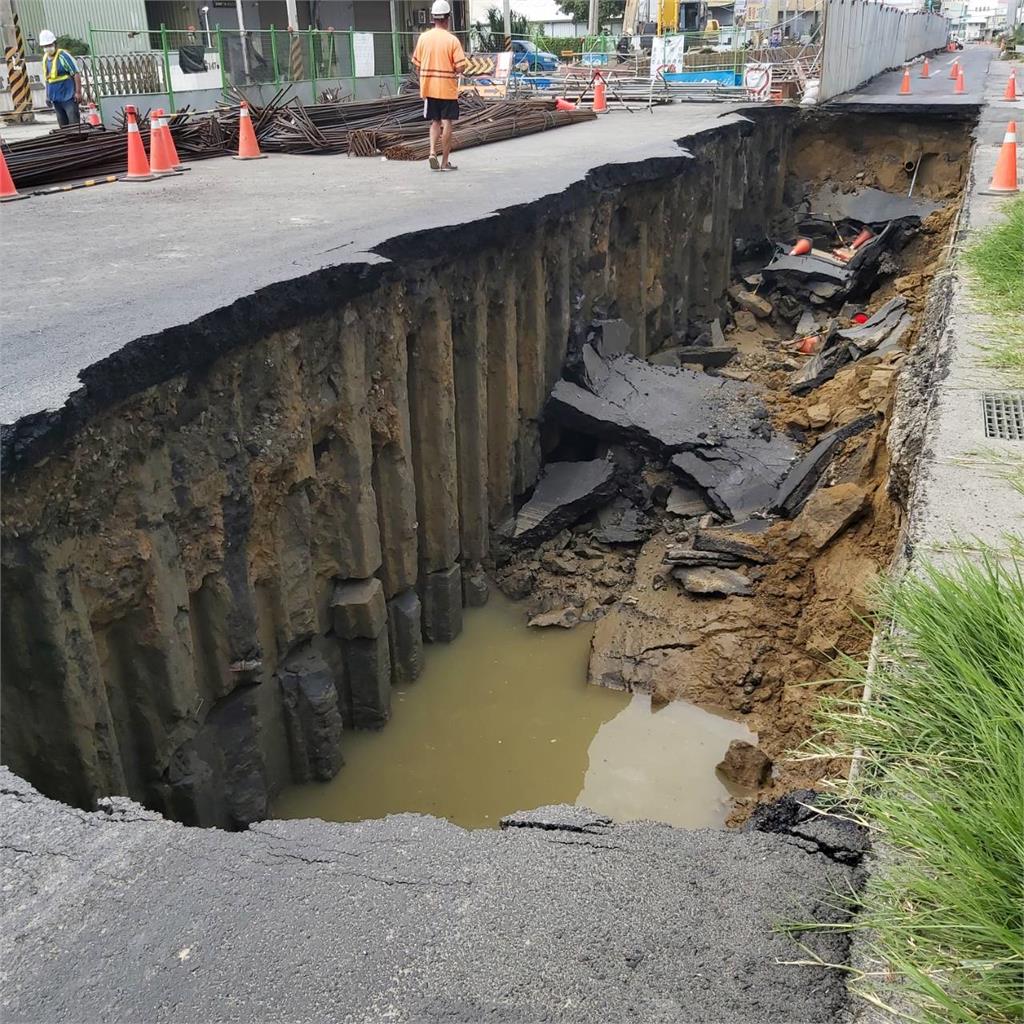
[472,6,530,50]
[556,1,625,30]
[55,34,89,55]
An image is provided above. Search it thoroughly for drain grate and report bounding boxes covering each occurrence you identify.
[982,392,1024,441]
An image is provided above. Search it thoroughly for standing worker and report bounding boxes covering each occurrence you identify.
[39,29,82,128]
[411,0,467,171]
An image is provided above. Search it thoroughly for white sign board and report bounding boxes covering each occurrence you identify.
[650,34,687,79]
[353,32,375,78]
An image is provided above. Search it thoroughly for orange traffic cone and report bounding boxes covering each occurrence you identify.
[122,105,155,182]
[592,78,608,114]
[850,226,874,250]
[554,97,576,111]
[921,58,930,79]
[987,120,1019,194]
[158,110,187,170]
[790,237,812,256]
[1004,70,1018,102]
[955,68,965,95]
[147,109,180,176]
[899,68,912,95]
[0,146,27,202]
[86,102,102,126]
[949,58,959,79]
[234,101,267,160]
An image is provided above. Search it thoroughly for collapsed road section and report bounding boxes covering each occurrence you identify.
[0,768,866,1024]
[0,102,972,832]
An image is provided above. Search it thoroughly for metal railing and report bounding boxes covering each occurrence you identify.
[75,22,832,109]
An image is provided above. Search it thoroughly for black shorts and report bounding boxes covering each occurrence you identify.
[424,97,459,122]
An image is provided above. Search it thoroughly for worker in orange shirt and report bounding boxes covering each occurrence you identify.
[411,0,468,171]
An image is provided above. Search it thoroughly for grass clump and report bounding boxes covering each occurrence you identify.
[963,196,1024,384]
[813,549,1024,1023]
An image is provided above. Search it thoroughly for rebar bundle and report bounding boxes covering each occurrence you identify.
[0,90,597,189]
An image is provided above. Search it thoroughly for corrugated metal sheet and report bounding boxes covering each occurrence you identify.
[14,0,149,55]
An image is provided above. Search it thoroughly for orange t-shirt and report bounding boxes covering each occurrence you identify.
[411,27,467,101]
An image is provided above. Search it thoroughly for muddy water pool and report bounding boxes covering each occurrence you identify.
[274,592,754,829]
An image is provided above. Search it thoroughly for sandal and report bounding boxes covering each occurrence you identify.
[440,163,458,172]
[429,154,440,170]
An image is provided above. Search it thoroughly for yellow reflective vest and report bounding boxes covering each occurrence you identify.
[43,49,74,83]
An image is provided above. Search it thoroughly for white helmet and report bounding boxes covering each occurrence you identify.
[38,29,56,46]
[430,0,451,17]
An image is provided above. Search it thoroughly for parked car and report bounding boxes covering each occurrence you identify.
[510,39,559,72]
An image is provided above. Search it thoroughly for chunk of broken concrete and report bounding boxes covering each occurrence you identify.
[793,482,870,550]
[549,349,795,521]
[528,607,581,629]
[331,577,386,640]
[734,310,757,331]
[717,740,772,788]
[672,566,753,597]
[508,456,619,546]
[729,286,773,319]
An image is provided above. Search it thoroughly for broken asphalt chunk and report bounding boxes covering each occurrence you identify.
[769,414,879,517]
[591,496,653,545]
[670,435,795,521]
[647,345,737,369]
[663,546,744,568]
[507,456,619,546]
[549,349,796,521]
[789,296,911,394]
[693,528,770,564]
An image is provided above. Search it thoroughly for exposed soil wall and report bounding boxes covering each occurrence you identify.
[1,110,795,827]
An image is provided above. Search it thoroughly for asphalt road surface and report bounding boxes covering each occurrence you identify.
[0,770,862,1024]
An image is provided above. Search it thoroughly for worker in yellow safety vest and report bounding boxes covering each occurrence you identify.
[39,29,82,128]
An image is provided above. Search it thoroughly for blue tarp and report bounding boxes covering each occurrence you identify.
[662,70,741,86]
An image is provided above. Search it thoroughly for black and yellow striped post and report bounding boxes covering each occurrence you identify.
[288,27,303,81]
[3,10,35,125]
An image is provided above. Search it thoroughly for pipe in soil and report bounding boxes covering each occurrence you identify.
[0,108,971,830]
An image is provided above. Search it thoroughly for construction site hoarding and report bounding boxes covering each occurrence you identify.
[818,0,948,101]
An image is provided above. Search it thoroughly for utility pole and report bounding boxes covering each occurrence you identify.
[234,0,251,82]
[1,0,34,124]
[286,0,300,30]
[503,0,512,48]
[589,0,600,35]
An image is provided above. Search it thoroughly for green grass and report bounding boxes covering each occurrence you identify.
[809,549,1024,1023]
[963,196,1024,385]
